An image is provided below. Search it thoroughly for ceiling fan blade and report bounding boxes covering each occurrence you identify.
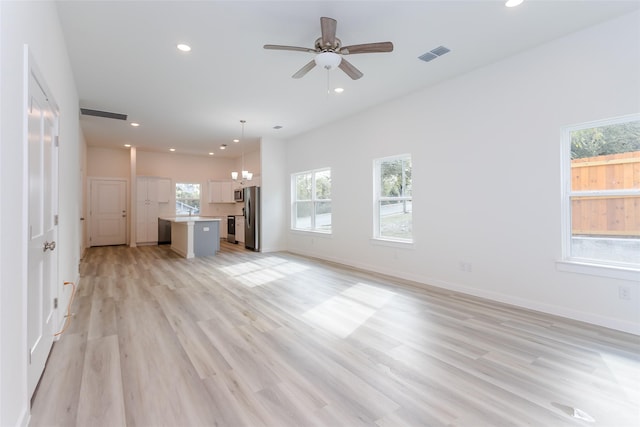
[338,58,363,80]
[292,60,317,79]
[340,42,394,55]
[264,44,316,53]
[320,17,337,48]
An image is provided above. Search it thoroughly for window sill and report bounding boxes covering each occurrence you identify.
[370,237,415,249]
[556,260,640,281]
[290,229,332,237]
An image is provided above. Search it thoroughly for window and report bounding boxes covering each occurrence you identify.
[292,168,331,232]
[374,154,412,242]
[176,182,200,215]
[562,115,639,269]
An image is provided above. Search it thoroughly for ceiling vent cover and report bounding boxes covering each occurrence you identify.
[80,108,127,121]
[418,45,450,62]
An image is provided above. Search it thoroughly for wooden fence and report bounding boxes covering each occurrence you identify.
[571,151,640,237]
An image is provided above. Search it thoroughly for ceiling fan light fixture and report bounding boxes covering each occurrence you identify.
[315,51,341,70]
[505,0,523,7]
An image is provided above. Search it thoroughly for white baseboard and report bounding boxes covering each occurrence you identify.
[288,248,640,336]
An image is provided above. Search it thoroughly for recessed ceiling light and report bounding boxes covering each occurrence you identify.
[505,0,523,7]
[124,144,131,148]
[177,43,191,52]
[334,88,344,94]
[209,152,214,156]
[220,144,227,150]
[169,148,176,152]
[130,122,140,127]
[233,139,239,143]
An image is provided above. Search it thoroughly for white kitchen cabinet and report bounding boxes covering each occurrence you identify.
[236,216,245,243]
[157,178,171,203]
[208,180,234,203]
[136,177,169,243]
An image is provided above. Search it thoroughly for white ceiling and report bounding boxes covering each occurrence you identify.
[56,0,640,159]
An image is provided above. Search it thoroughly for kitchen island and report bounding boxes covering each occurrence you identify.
[161,216,221,259]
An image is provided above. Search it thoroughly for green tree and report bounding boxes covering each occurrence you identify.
[381,158,412,197]
[315,171,331,200]
[571,120,640,159]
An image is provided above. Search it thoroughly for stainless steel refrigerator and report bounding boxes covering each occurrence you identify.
[243,186,260,251]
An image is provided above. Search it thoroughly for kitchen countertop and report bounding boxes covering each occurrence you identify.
[161,216,221,223]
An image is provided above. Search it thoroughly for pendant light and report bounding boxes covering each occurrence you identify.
[231,120,252,182]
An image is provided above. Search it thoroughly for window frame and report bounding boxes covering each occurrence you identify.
[373,154,413,244]
[291,167,332,233]
[559,114,640,279]
[175,182,201,216]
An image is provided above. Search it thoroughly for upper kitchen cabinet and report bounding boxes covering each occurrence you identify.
[157,178,171,203]
[208,180,234,203]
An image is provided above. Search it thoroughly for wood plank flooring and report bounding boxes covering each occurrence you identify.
[30,242,640,426]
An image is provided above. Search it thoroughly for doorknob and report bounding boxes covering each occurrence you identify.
[43,241,56,252]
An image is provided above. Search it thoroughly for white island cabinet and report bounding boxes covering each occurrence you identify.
[162,217,221,258]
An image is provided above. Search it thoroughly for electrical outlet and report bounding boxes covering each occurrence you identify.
[618,286,631,300]
[459,262,472,272]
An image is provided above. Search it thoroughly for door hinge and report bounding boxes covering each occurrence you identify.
[28,348,32,365]
[53,298,58,309]
[54,135,59,147]
[54,214,59,225]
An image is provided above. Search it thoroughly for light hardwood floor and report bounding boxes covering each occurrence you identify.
[30,243,639,426]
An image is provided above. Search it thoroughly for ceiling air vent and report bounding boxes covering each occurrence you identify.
[418,45,450,63]
[80,108,127,121]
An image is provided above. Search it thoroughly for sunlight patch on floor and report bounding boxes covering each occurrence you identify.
[218,256,311,287]
[303,283,396,338]
[237,269,285,288]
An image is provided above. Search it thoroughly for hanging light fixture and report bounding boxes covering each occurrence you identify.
[231,120,252,182]
[315,51,341,70]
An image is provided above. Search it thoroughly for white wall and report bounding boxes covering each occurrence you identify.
[260,137,287,252]
[284,11,640,334]
[87,146,130,178]
[0,1,82,426]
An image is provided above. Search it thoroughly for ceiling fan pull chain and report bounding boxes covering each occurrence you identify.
[326,69,331,97]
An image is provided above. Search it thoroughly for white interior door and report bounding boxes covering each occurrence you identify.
[27,64,59,398]
[90,179,126,246]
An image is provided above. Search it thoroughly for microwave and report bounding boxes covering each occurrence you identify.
[234,189,244,202]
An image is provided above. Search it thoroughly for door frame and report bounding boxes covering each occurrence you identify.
[87,177,129,248]
[24,45,60,398]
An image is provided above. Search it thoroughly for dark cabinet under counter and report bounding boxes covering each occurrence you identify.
[158,218,171,244]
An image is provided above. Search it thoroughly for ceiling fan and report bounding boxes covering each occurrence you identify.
[264,17,393,80]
